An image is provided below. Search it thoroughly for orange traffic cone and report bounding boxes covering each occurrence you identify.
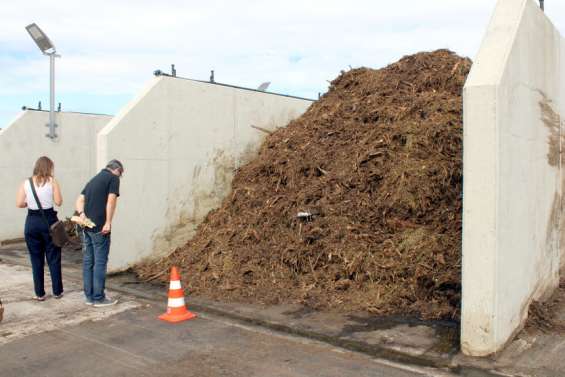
[159,266,197,323]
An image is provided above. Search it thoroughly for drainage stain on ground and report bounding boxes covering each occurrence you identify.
[281,307,317,319]
[340,314,460,356]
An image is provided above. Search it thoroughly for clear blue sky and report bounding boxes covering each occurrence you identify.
[1,0,564,127]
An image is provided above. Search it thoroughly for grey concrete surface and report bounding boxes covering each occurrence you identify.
[0,263,139,345]
[2,243,561,376]
[0,244,456,377]
[0,306,455,377]
[454,316,565,377]
[0,243,462,367]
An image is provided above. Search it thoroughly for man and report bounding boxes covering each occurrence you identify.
[76,159,123,307]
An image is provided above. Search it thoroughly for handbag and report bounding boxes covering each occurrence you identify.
[28,177,69,248]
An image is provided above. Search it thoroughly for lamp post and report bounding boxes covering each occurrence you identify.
[25,23,60,139]
[540,0,544,11]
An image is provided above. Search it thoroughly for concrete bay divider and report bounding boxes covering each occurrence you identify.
[0,110,112,241]
[97,76,313,271]
[462,0,564,356]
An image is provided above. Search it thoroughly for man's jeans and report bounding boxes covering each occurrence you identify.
[83,231,111,302]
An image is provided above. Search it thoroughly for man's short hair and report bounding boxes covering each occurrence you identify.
[106,159,124,173]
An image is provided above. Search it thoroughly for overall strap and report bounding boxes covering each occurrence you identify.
[29,177,50,228]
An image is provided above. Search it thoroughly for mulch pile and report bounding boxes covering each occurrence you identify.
[525,277,565,333]
[136,49,471,321]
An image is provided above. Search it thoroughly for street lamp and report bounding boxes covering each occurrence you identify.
[25,23,60,139]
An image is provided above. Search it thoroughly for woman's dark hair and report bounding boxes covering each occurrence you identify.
[33,156,54,186]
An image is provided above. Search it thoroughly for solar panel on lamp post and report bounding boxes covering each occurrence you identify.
[25,23,60,139]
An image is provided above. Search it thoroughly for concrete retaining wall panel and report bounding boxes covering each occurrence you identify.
[462,0,563,356]
[462,84,498,353]
[0,110,112,241]
[98,77,312,271]
[561,36,565,269]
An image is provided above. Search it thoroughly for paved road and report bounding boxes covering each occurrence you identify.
[0,263,139,345]
[0,305,455,377]
[0,245,460,377]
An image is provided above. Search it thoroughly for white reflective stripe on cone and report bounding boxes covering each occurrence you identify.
[169,280,182,290]
[167,297,186,308]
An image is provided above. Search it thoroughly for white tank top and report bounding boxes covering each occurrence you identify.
[24,178,54,210]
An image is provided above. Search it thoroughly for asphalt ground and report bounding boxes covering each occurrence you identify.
[0,245,458,377]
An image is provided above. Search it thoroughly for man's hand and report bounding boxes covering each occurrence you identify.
[101,222,112,235]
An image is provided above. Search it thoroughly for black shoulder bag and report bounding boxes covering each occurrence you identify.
[28,178,69,248]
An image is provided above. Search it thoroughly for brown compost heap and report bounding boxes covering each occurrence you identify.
[526,277,565,333]
[136,49,471,321]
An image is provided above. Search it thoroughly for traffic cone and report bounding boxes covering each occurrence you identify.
[159,266,197,323]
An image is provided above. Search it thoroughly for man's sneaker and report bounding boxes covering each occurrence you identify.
[54,292,64,299]
[85,300,94,306]
[93,297,118,307]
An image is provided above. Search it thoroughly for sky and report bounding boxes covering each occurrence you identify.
[1,0,564,127]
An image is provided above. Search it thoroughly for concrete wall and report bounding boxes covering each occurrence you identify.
[560,36,565,273]
[462,0,564,356]
[98,76,313,271]
[0,110,112,241]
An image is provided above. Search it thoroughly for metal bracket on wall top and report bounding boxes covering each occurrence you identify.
[45,122,58,139]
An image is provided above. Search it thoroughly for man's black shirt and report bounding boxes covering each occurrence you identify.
[81,169,120,233]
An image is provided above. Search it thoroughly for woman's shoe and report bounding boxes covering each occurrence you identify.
[33,295,46,301]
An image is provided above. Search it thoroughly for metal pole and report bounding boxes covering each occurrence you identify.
[540,0,544,11]
[48,53,55,139]
[46,52,60,139]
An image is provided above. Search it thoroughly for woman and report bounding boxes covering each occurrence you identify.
[16,156,64,301]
